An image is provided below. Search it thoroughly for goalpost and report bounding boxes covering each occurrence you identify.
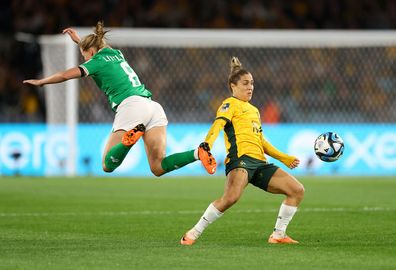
[39,29,396,176]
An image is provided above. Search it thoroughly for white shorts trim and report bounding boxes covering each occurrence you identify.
[113,96,168,132]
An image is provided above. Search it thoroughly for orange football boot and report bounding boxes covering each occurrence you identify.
[180,234,196,246]
[198,142,217,174]
[122,124,146,147]
[268,233,299,244]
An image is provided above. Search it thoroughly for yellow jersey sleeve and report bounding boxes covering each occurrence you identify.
[204,99,234,149]
[261,135,296,167]
[204,118,227,149]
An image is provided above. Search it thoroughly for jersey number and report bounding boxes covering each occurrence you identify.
[120,62,142,87]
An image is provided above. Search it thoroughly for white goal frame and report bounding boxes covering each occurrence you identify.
[39,29,396,176]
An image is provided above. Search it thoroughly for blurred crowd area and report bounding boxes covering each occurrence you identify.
[1,0,396,123]
[77,46,396,123]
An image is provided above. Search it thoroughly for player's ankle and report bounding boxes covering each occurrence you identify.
[187,228,201,240]
[272,230,286,239]
[194,148,199,160]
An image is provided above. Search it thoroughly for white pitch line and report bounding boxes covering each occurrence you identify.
[0,207,394,217]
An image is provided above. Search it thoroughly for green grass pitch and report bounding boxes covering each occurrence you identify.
[0,176,395,270]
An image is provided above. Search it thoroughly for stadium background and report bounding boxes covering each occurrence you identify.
[1,0,396,176]
[1,3,395,270]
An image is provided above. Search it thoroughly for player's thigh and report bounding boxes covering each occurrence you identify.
[143,126,167,165]
[102,130,125,163]
[266,168,304,196]
[113,96,152,131]
[223,168,249,201]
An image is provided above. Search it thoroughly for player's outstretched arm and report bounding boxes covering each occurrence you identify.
[62,28,81,44]
[23,67,82,87]
[204,118,226,149]
[261,135,300,169]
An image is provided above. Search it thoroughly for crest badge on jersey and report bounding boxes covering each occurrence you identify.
[220,103,230,112]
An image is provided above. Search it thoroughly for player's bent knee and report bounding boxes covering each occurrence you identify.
[293,183,305,201]
[102,164,114,173]
[150,167,165,177]
[148,159,167,177]
[151,170,163,177]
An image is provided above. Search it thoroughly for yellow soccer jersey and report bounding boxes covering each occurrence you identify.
[205,97,296,167]
[207,96,264,162]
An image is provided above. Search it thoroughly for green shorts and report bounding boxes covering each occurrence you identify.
[225,155,279,191]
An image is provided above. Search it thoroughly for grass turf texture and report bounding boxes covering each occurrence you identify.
[0,176,395,270]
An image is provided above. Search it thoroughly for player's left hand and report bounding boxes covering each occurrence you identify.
[23,79,43,86]
[62,28,81,44]
[289,158,300,169]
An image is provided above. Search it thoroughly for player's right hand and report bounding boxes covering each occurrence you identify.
[288,158,300,169]
[23,79,43,87]
[62,28,81,44]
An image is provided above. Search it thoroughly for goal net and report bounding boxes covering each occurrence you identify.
[39,29,396,175]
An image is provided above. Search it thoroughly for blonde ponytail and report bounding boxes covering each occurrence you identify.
[227,56,249,93]
[230,56,242,73]
[79,21,109,51]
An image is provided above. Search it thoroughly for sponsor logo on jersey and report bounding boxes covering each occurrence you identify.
[220,103,230,112]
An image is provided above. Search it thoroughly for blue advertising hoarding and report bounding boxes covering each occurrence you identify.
[0,123,395,176]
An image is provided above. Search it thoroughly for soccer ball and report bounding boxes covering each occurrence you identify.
[314,132,344,162]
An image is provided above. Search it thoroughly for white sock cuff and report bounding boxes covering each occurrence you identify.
[194,148,199,160]
[273,203,298,234]
[201,203,223,224]
[192,203,224,235]
[280,203,298,215]
[208,203,224,217]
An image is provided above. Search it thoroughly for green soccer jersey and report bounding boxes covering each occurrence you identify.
[79,47,152,111]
